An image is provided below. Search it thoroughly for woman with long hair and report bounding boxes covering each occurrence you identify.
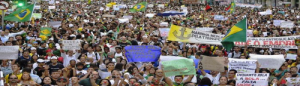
[41,77,52,86]
[219,76,228,86]
[20,72,34,85]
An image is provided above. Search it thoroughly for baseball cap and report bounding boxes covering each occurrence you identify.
[51,56,58,59]
[37,59,45,63]
[30,47,36,50]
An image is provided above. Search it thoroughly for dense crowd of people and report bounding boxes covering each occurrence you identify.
[0,0,300,86]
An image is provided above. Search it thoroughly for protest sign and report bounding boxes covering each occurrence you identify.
[118,18,129,23]
[48,6,55,9]
[148,4,154,8]
[258,9,272,15]
[159,28,170,37]
[49,0,55,4]
[247,30,253,37]
[286,78,300,85]
[273,20,283,26]
[286,54,297,60]
[161,59,196,77]
[49,21,61,28]
[195,27,214,32]
[160,56,188,62]
[249,54,285,69]
[234,36,300,49]
[160,22,168,27]
[0,46,19,59]
[228,59,257,73]
[123,16,133,19]
[125,46,161,62]
[62,40,81,50]
[236,73,269,86]
[158,4,164,8]
[235,3,262,8]
[113,5,119,11]
[280,21,294,28]
[145,14,155,18]
[34,5,41,9]
[102,14,116,18]
[118,4,127,8]
[214,15,227,21]
[32,13,42,19]
[201,56,225,72]
[167,25,224,45]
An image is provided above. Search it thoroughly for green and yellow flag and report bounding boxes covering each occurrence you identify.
[221,18,247,51]
[40,27,52,36]
[130,2,147,12]
[4,4,34,22]
[227,2,235,13]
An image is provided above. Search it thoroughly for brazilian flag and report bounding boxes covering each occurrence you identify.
[40,27,52,36]
[130,2,147,12]
[4,4,34,22]
[221,18,247,51]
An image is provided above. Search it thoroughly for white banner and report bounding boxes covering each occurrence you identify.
[214,15,228,21]
[234,36,300,49]
[48,6,55,9]
[280,21,294,28]
[49,21,61,28]
[0,46,19,59]
[195,27,214,32]
[34,5,41,9]
[189,30,225,45]
[286,78,300,85]
[62,40,81,50]
[273,20,284,26]
[235,3,262,8]
[228,59,257,73]
[286,54,297,60]
[236,73,269,86]
[249,54,285,69]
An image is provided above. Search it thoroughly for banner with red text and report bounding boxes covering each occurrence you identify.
[236,73,269,86]
[234,36,299,49]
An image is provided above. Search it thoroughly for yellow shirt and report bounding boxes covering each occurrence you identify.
[5,73,22,83]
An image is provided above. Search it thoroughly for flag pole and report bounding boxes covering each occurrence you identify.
[1,10,4,30]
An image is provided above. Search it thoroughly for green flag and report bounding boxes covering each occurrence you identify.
[88,0,91,4]
[130,2,147,12]
[4,4,34,22]
[40,27,52,36]
[228,2,236,13]
[161,59,196,77]
[221,18,247,51]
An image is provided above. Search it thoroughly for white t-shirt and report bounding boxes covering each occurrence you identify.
[204,73,221,85]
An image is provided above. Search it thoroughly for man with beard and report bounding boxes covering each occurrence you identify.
[4,74,21,86]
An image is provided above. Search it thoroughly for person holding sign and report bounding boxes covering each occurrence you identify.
[173,75,194,86]
[147,69,173,86]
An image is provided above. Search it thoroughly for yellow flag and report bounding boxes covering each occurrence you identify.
[167,24,193,42]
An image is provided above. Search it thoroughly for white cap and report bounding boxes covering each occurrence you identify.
[37,59,45,63]
[31,47,36,50]
[51,56,58,59]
